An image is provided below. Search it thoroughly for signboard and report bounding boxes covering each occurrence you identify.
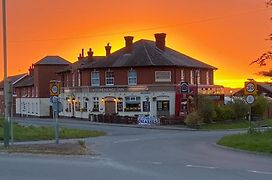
[246,95,255,104]
[50,80,60,96]
[244,81,257,95]
[180,82,189,93]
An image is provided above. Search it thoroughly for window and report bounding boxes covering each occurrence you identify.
[155,71,171,82]
[117,98,123,112]
[92,97,99,112]
[106,70,114,86]
[66,74,69,87]
[190,70,194,85]
[125,96,141,112]
[91,71,100,86]
[128,70,137,85]
[196,70,200,85]
[181,69,185,81]
[143,101,150,112]
[206,71,210,85]
[72,73,76,87]
[78,70,81,86]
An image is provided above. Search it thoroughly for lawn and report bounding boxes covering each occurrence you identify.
[200,119,272,130]
[218,130,272,154]
[0,118,106,142]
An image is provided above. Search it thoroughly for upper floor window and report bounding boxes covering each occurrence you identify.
[196,70,200,85]
[91,70,100,87]
[155,71,171,82]
[106,70,114,86]
[206,71,210,85]
[128,69,137,85]
[72,73,75,87]
[66,73,69,87]
[190,70,194,84]
[180,69,185,81]
[78,70,81,86]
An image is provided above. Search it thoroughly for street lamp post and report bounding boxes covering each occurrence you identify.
[2,0,10,147]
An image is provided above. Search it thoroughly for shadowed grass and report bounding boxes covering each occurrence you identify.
[0,118,105,142]
[218,130,272,154]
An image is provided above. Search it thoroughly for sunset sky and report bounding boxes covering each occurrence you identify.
[0,0,271,87]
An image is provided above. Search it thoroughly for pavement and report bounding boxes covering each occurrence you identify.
[0,117,271,180]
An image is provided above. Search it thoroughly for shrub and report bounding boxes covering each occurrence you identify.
[197,95,216,123]
[215,104,235,121]
[184,111,202,127]
[251,96,268,118]
[229,98,249,120]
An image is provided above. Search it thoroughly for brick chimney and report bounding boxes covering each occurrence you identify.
[154,33,166,51]
[28,64,34,76]
[78,48,85,60]
[105,43,111,57]
[87,48,93,61]
[124,36,134,53]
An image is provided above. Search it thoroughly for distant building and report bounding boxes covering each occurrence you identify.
[234,82,272,97]
[57,33,223,119]
[0,73,28,116]
[14,56,70,117]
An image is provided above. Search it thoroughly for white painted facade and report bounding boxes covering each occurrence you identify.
[16,98,50,117]
[59,85,176,120]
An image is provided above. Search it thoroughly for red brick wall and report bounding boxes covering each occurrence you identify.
[34,64,69,98]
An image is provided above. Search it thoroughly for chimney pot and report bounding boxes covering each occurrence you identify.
[124,36,134,53]
[105,43,111,56]
[82,48,85,57]
[87,48,94,61]
[154,33,166,51]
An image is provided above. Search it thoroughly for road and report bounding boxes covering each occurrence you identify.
[0,117,272,180]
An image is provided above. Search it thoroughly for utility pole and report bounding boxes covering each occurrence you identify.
[2,0,10,147]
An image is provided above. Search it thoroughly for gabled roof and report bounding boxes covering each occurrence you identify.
[0,73,28,89]
[81,39,217,70]
[13,75,34,88]
[35,56,70,65]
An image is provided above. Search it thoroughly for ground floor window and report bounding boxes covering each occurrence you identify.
[117,98,123,112]
[143,101,150,112]
[125,96,141,112]
[92,97,99,112]
[157,101,169,111]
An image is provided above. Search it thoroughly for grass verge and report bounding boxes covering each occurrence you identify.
[0,118,106,142]
[200,119,272,130]
[218,129,272,154]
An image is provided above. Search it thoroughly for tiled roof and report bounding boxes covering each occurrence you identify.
[13,75,34,88]
[81,39,217,70]
[0,73,28,89]
[35,56,71,65]
[57,56,104,73]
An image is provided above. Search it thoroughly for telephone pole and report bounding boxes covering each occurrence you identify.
[2,0,10,147]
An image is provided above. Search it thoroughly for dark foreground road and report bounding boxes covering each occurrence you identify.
[0,118,272,180]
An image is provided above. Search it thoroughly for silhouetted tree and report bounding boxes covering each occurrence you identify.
[251,0,272,68]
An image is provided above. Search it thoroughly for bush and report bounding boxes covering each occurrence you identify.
[229,98,249,120]
[197,95,216,123]
[215,104,235,121]
[184,111,202,127]
[251,96,268,118]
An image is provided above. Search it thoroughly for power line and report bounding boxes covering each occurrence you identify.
[9,7,271,44]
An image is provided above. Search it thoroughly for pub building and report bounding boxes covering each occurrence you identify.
[58,33,223,120]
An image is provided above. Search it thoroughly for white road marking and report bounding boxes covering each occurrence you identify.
[186,164,217,169]
[113,138,140,144]
[248,170,272,175]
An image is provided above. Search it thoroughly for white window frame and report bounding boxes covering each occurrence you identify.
[155,71,171,82]
[206,71,210,85]
[91,70,100,87]
[105,70,114,86]
[128,69,137,85]
[190,70,194,85]
[196,69,200,85]
[72,73,75,87]
[180,69,184,81]
[78,70,81,86]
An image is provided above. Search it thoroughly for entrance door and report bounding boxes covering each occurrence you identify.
[157,100,170,116]
[105,101,116,115]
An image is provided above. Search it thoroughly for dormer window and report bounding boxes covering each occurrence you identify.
[105,70,114,86]
[128,69,137,85]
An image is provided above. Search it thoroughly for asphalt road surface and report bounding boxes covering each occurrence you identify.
[1,117,272,180]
